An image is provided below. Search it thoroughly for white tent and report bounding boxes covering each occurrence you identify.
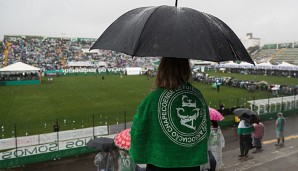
[94,61,107,68]
[219,61,239,68]
[67,61,95,67]
[81,48,99,54]
[277,61,298,71]
[125,67,142,75]
[238,61,255,69]
[256,62,275,70]
[278,61,295,67]
[0,62,41,85]
[0,62,40,72]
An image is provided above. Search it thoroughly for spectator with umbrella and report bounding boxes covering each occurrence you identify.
[87,137,119,171]
[88,130,145,171]
[90,0,254,169]
[237,113,254,158]
[114,128,142,171]
[129,57,210,170]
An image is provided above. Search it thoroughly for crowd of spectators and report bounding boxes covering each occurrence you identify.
[193,70,298,96]
[0,35,297,79]
[0,35,157,70]
[225,68,297,77]
[0,72,39,81]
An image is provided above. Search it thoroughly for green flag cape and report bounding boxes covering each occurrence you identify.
[237,120,253,135]
[130,83,210,168]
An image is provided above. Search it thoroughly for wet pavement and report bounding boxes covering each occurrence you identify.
[2,114,298,171]
[1,152,98,171]
[221,114,298,171]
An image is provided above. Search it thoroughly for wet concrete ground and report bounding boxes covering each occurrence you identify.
[3,114,298,171]
[1,152,98,171]
[221,114,298,171]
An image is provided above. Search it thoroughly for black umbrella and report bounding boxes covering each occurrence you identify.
[87,137,116,151]
[90,5,254,64]
[233,108,257,117]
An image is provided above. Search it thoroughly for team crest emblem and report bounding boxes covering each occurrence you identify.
[158,85,208,147]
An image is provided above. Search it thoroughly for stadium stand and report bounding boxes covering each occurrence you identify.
[1,35,297,73]
[0,35,157,70]
[272,48,298,65]
[253,49,277,63]
[252,42,298,65]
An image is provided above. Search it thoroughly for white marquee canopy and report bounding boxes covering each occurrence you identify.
[0,62,40,73]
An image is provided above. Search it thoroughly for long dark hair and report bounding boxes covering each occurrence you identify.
[155,57,191,89]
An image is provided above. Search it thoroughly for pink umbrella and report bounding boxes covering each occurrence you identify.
[209,107,224,121]
[114,128,131,150]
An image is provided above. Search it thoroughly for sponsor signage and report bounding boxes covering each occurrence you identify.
[62,68,125,74]
[0,138,91,160]
[0,126,107,150]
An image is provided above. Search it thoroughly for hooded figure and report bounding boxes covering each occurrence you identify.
[209,120,225,169]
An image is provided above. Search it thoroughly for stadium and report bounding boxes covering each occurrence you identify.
[0,32,298,170]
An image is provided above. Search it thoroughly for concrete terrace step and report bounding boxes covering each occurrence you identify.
[221,134,298,171]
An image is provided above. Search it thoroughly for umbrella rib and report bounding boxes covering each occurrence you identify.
[131,6,162,57]
[199,13,221,63]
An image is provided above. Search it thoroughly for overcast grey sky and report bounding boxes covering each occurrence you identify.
[1,0,297,44]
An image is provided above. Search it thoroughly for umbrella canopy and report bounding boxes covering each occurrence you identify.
[233,108,257,117]
[90,5,254,64]
[87,137,115,151]
[114,128,131,150]
[209,107,224,121]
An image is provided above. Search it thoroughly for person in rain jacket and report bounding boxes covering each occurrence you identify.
[130,57,210,170]
[200,120,224,171]
[209,120,225,169]
[275,112,285,147]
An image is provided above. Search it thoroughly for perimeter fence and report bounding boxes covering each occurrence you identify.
[1,95,298,139]
[1,111,134,139]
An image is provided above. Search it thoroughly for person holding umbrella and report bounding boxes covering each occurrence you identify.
[114,128,143,171]
[90,2,254,170]
[237,113,253,158]
[130,57,210,170]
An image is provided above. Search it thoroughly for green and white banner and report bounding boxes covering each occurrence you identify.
[0,126,107,151]
[0,137,92,160]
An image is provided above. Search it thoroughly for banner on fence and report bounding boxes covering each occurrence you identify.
[0,126,108,151]
[0,137,92,160]
[62,68,125,74]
